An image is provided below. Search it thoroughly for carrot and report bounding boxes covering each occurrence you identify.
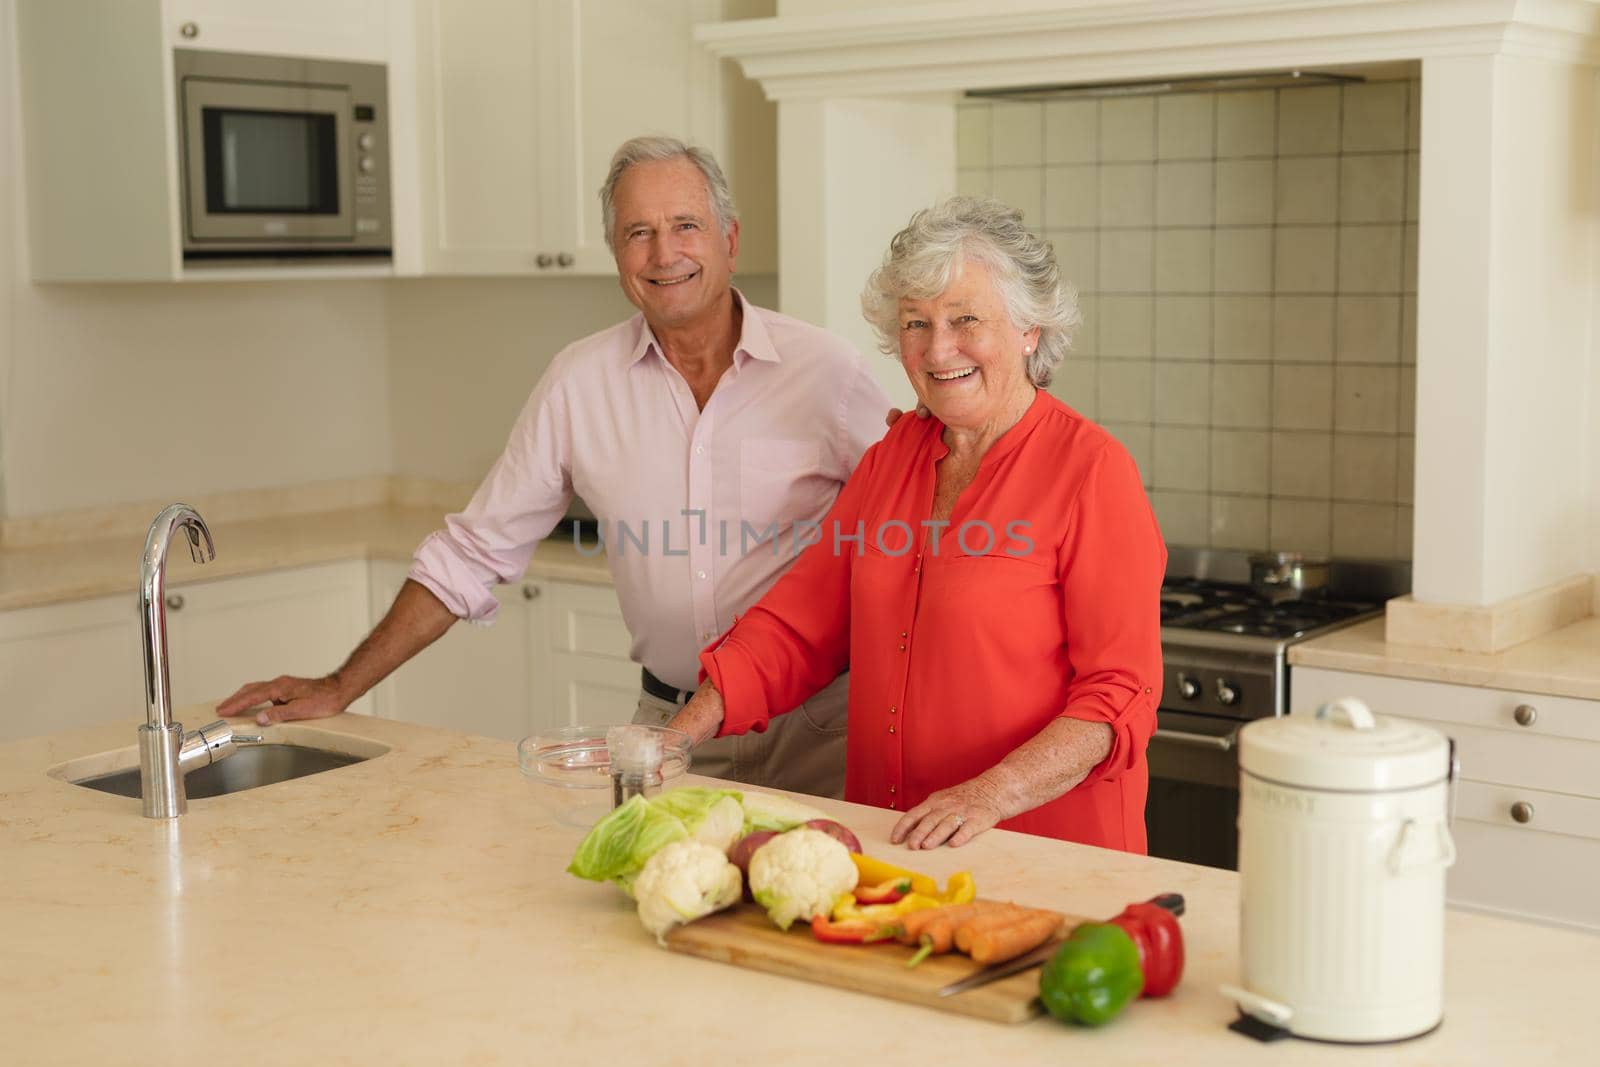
[967,910,1066,965]
[954,903,1031,954]
[897,902,990,946]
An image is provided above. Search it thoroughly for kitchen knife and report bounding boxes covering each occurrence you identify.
[936,938,1064,997]
[936,893,1186,998]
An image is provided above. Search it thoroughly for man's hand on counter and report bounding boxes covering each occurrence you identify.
[218,579,459,726]
[217,673,351,725]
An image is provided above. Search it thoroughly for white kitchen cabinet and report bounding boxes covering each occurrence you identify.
[365,561,543,739]
[164,560,375,716]
[15,0,413,281]
[160,0,392,62]
[0,593,145,742]
[366,562,637,739]
[411,0,775,276]
[0,560,371,742]
[1291,666,1600,930]
[541,578,640,728]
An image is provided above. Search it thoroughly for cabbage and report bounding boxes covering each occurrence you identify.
[566,787,744,893]
[738,790,829,836]
[649,788,745,853]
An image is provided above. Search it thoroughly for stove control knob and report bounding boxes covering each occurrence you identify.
[1177,674,1200,700]
[1216,679,1240,707]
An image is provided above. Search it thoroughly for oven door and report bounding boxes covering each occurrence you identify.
[1145,708,1242,870]
[181,77,353,245]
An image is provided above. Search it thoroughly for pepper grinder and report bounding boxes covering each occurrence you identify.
[607,725,664,808]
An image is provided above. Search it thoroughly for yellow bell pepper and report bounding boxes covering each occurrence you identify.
[938,870,977,906]
[849,852,938,898]
[830,891,943,924]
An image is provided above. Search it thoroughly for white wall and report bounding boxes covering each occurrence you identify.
[385,274,778,486]
[4,281,393,516]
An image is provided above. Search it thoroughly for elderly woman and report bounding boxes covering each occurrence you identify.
[667,197,1165,851]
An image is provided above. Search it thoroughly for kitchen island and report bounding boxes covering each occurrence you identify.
[3,713,1593,1066]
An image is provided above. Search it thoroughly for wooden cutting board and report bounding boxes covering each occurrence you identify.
[663,902,1085,1024]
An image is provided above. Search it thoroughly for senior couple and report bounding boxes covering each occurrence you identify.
[220,136,1165,854]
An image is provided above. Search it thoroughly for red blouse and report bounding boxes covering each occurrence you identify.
[701,391,1166,851]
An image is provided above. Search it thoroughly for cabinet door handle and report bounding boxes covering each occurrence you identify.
[1513,704,1537,727]
[535,253,554,269]
[164,593,186,611]
[1510,801,1535,824]
[522,584,541,601]
[179,21,199,38]
[556,252,574,268]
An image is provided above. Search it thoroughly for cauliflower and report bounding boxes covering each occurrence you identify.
[746,827,859,931]
[631,840,742,943]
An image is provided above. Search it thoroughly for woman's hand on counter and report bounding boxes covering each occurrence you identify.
[889,775,1011,850]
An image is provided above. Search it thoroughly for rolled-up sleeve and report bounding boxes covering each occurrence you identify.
[408,375,572,623]
[1055,441,1166,788]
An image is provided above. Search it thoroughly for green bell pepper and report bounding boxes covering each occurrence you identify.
[1038,922,1146,1026]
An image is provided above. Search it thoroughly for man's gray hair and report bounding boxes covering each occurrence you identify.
[599,136,738,250]
[860,196,1081,388]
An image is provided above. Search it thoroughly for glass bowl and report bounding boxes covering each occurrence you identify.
[518,723,692,829]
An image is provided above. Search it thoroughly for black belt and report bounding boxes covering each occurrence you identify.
[642,667,694,705]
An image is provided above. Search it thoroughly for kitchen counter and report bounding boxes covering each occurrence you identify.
[0,504,612,612]
[1289,615,1600,701]
[2,714,1593,1066]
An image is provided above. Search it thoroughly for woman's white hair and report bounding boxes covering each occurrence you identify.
[860,196,1081,388]
[599,136,737,250]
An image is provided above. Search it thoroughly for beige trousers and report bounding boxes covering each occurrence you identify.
[634,673,849,800]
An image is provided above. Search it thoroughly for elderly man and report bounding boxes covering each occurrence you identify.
[217,137,890,798]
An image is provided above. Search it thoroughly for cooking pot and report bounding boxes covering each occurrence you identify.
[1248,552,1329,602]
[1223,698,1456,1043]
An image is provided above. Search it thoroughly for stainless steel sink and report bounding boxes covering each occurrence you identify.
[72,743,366,799]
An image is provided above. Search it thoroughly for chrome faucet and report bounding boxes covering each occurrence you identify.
[138,504,252,818]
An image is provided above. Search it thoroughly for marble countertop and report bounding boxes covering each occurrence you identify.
[0,505,613,612]
[3,713,1593,1066]
[1289,616,1600,701]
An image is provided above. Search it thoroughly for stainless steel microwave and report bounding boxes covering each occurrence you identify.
[175,49,391,260]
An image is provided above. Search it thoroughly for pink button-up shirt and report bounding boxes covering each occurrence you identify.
[408,291,891,691]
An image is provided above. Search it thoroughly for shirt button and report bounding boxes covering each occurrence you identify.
[899,631,907,638]
[898,644,906,652]
[696,570,708,580]
[888,725,896,734]
[888,706,896,715]
[695,445,705,455]
[889,800,896,809]
[889,785,896,794]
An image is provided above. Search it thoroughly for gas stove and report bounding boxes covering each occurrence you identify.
[1146,549,1411,870]
[1162,579,1379,644]
[1156,550,1405,721]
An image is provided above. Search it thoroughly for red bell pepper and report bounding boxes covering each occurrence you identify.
[1106,899,1185,998]
[810,914,895,945]
[852,877,912,905]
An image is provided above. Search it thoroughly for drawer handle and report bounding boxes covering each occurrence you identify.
[1513,704,1537,727]
[164,593,186,611]
[1510,801,1535,824]
[522,584,541,601]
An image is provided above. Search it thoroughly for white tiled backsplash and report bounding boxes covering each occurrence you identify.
[958,79,1419,560]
